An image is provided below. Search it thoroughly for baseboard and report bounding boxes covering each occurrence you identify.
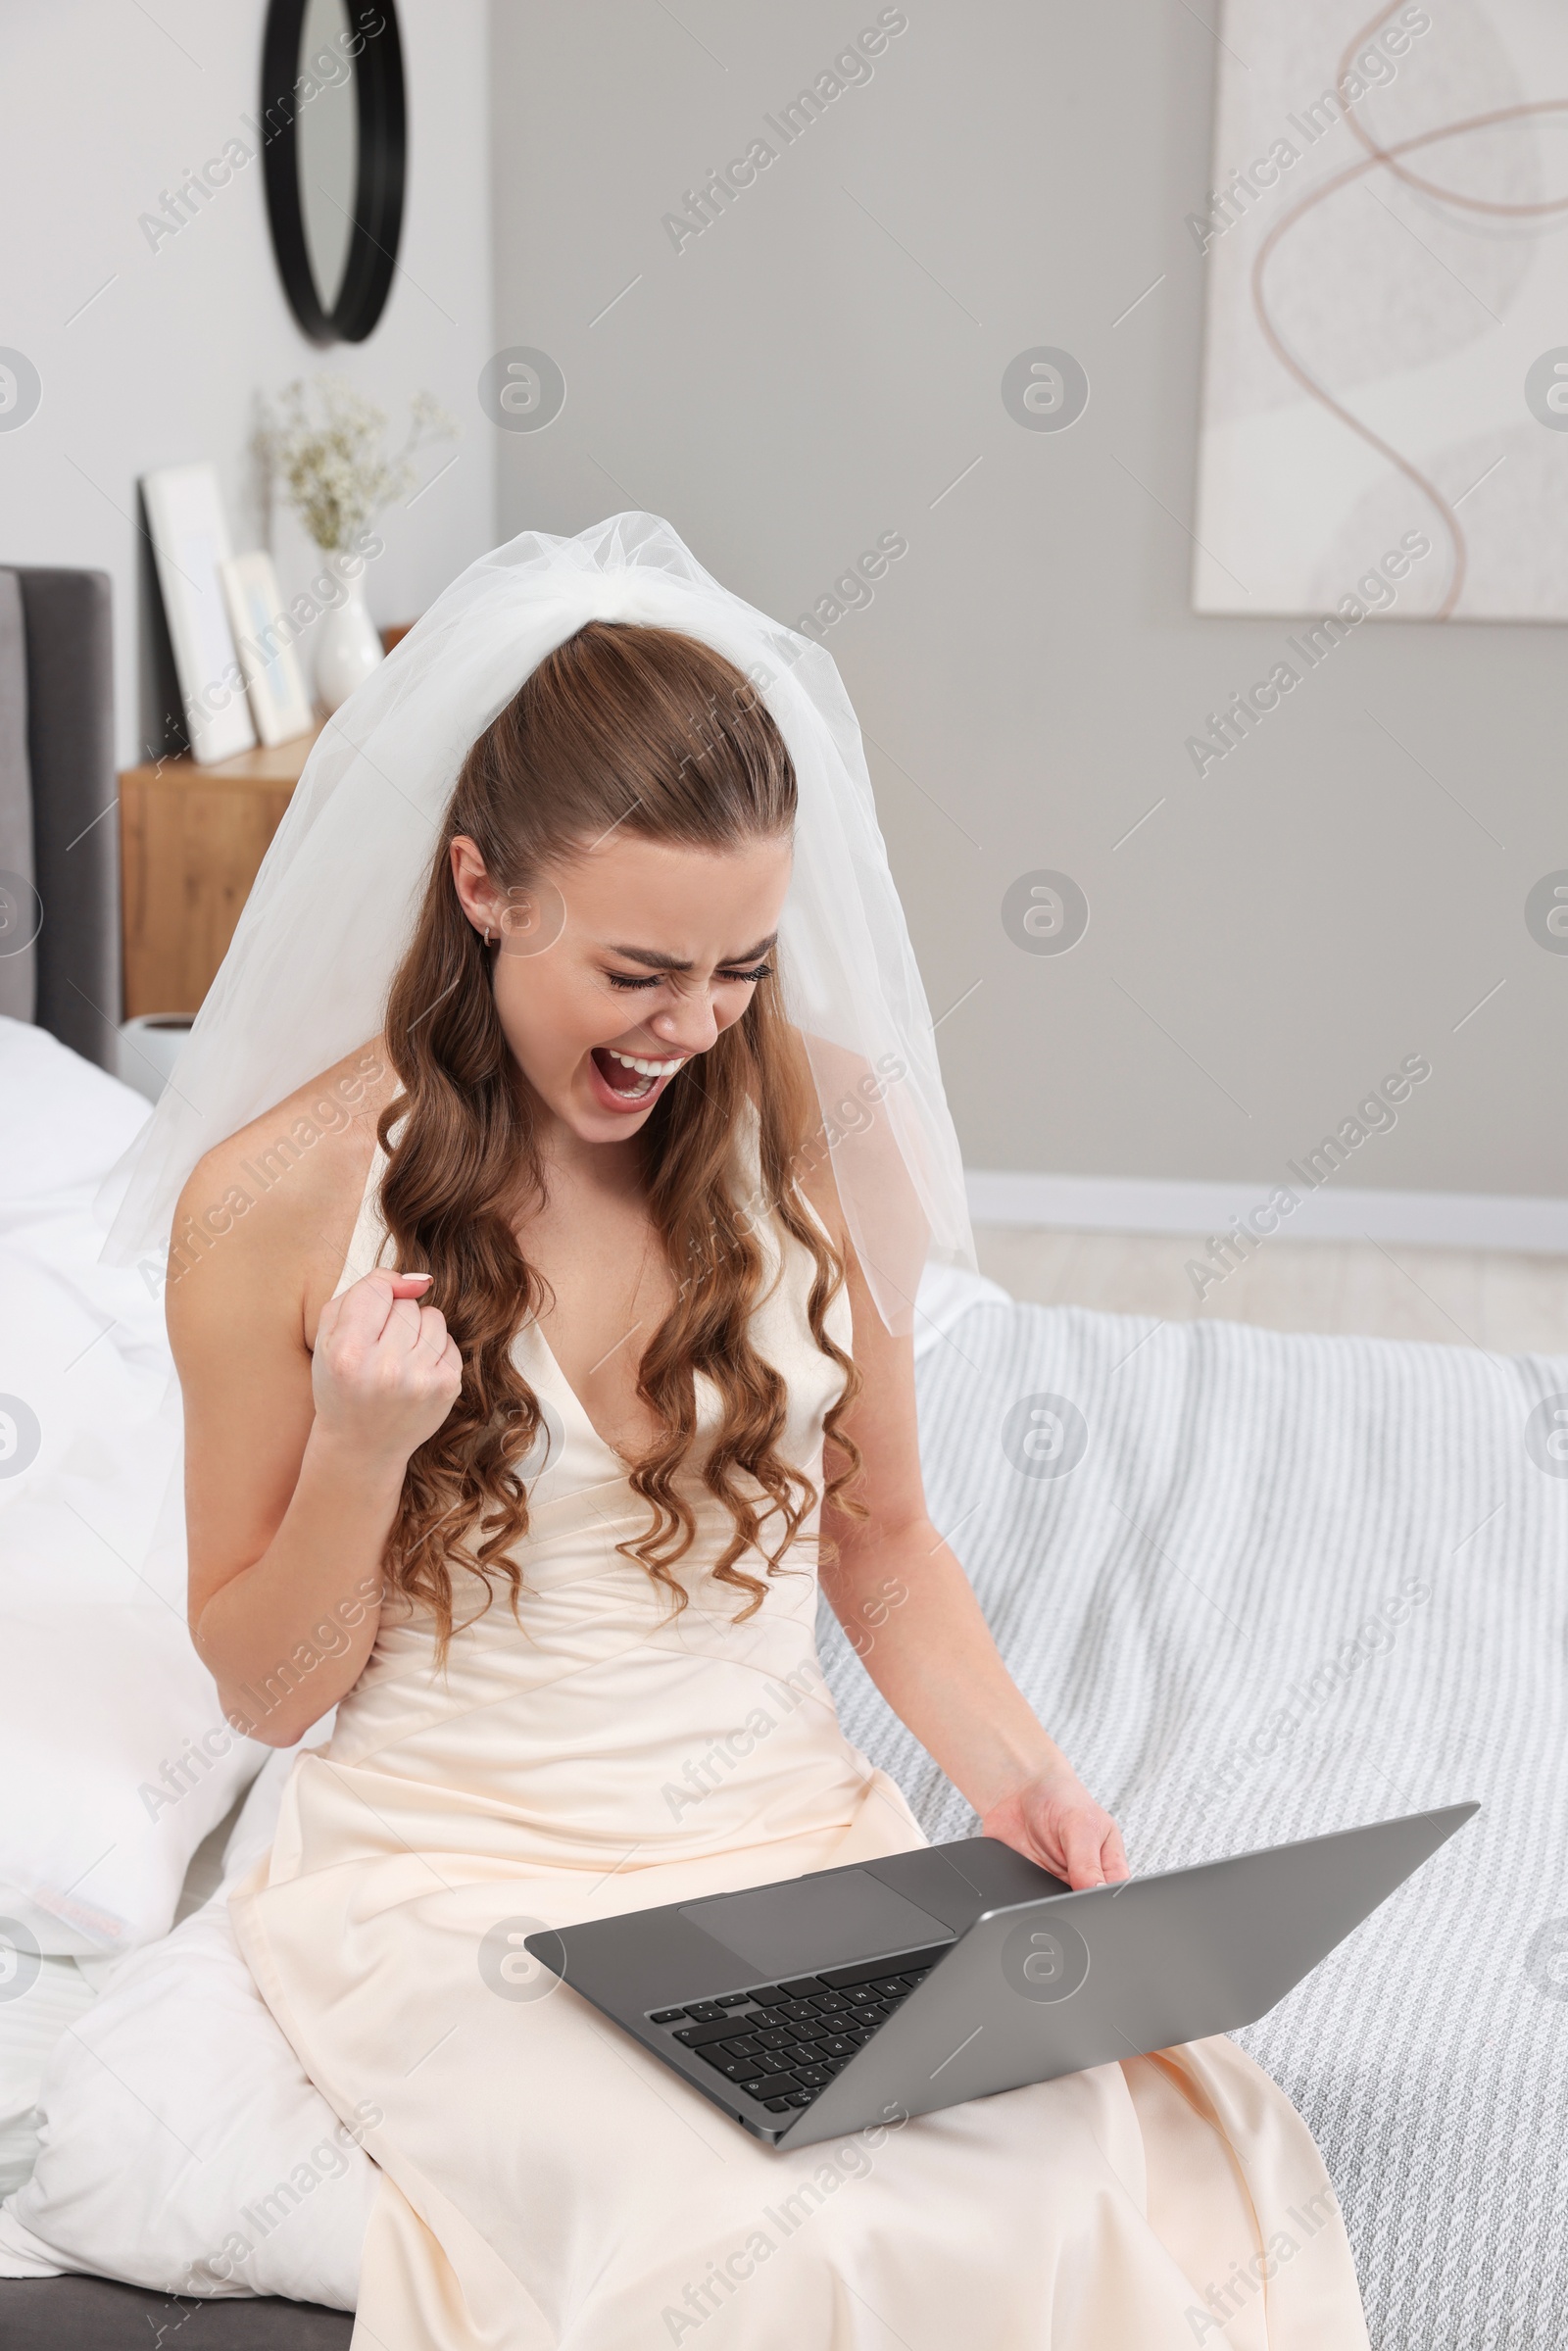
[964,1169,1568,1255]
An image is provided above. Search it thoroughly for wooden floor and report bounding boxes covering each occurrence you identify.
[972,1227,1568,1357]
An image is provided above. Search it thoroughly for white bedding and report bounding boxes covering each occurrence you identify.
[0,1957,96,2203]
[0,1749,374,2307]
[3,1022,1563,2346]
[0,1021,269,1964]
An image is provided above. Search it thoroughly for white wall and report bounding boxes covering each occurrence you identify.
[9,0,1557,1205]
[0,0,495,769]
[486,0,1568,1207]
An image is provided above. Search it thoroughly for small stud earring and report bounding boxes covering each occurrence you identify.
[483,925,493,946]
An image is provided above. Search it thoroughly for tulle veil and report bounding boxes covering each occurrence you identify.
[102,511,973,1334]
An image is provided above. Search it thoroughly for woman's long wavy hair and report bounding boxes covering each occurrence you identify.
[376,618,860,1650]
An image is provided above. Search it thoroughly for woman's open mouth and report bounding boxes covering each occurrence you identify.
[589,1046,687,1111]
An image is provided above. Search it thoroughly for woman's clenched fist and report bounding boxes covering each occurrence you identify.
[310,1271,463,1468]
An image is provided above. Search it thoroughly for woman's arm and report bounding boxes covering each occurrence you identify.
[167,1070,461,1747]
[816,1222,1128,1891]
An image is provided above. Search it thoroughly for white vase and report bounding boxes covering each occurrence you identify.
[314,572,384,714]
[116,1013,194,1106]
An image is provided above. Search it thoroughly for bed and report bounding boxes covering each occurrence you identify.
[1,580,1563,2342]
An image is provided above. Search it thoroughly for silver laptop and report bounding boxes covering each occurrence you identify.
[525,1801,1478,2150]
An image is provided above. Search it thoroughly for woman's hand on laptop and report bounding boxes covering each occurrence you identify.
[980,1762,1130,1890]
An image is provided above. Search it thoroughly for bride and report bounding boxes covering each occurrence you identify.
[128,515,1368,2347]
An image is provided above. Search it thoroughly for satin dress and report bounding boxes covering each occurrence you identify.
[231,1142,1371,2350]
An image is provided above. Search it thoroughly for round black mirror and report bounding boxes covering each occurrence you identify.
[261,0,406,345]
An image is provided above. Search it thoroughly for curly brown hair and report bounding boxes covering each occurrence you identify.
[376,619,860,1649]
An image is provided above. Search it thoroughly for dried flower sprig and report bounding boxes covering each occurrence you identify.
[258,377,457,554]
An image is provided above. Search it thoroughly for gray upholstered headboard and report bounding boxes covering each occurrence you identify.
[0,566,121,1070]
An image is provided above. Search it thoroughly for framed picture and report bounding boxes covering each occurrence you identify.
[219,550,317,746]
[140,464,257,764]
[1191,0,1568,621]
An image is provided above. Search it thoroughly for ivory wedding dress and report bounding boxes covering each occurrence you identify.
[231,1140,1371,2350]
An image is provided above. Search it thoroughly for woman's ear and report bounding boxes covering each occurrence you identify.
[449,835,504,938]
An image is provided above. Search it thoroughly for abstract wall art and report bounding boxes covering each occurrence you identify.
[1192,0,1568,620]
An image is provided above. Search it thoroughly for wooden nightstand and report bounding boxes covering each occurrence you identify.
[119,624,413,1018]
[119,729,320,1017]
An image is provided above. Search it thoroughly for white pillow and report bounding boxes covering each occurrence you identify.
[0,1017,152,1230]
[0,1019,269,1956]
[0,1741,374,2310]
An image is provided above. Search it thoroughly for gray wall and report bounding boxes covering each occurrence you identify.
[0,0,495,771]
[489,0,1566,1200]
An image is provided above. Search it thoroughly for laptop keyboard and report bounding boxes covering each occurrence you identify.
[647,1944,951,2115]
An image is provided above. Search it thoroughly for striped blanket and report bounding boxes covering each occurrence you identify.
[822,1294,1568,2351]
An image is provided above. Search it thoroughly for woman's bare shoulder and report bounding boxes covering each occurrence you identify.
[167,1039,398,1341]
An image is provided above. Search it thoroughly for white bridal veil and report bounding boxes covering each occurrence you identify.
[104,512,973,1334]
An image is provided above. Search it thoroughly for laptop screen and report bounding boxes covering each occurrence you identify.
[678,1870,954,1981]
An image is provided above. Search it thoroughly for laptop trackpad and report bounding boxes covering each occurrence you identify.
[678,1871,954,1981]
